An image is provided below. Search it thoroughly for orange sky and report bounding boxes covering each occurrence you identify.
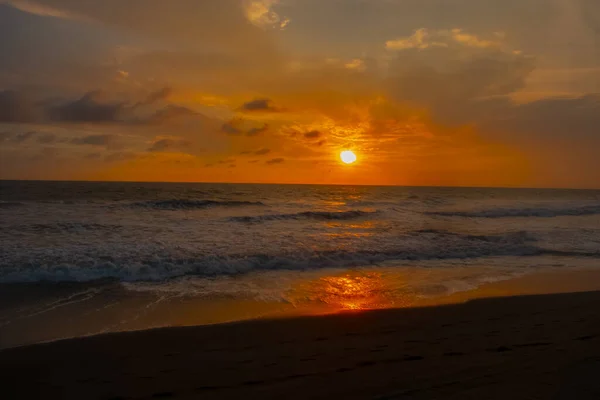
[0,0,599,188]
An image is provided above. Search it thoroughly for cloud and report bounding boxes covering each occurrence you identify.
[254,148,271,155]
[5,0,82,19]
[451,29,499,48]
[49,91,125,123]
[304,130,321,139]
[134,87,172,108]
[0,90,131,124]
[247,124,269,136]
[146,104,199,125]
[0,89,213,127]
[1,0,598,187]
[147,138,191,152]
[222,121,242,135]
[240,98,279,112]
[0,130,59,144]
[243,0,289,29]
[71,134,116,147]
[266,157,284,164]
[0,90,39,122]
[386,28,503,51]
[385,43,534,124]
[15,0,276,53]
[480,94,600,139]
[386,28,447,50]
[222,119,269,136]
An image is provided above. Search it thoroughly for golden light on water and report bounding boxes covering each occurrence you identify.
[290,272,397,312]
[340,150,357,164]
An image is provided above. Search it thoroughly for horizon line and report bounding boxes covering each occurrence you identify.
[1,178,598,191]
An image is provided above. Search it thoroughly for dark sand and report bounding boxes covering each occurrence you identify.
[2,273,600,399]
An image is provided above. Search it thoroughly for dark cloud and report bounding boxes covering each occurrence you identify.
[135,88,172,107]
[0,89,207,126]
[145,105,199,124]
[304,130,321,139]
[147,138,191,152]
[0,130,58,144]
[0,90,39,123]
[316,139,327,147]
[222,121,241,135]
[254,148,271,155]
[49,91,126,123]
[84,152,102,159]
[266,157,285,165]
[222,120,268,136]
[71,134,116,147]
[240,98,280,112]
[247,124,269,136]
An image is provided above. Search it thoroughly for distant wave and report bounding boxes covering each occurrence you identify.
[230,210,377,222]
[426,204,600,218]
[11,223,125,234]
[128,199,265,210]
[0,201,24,208]
[2,229,597,284]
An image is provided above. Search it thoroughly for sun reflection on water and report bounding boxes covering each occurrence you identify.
[289,271,404,312]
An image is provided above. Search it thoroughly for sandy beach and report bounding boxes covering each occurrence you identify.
[2,270,600,400]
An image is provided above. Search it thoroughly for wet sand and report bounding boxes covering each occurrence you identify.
[1,270,600,399]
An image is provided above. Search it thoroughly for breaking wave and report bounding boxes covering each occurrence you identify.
[230,210,377,222]
[426,204,600,218]
[2,229,596,284]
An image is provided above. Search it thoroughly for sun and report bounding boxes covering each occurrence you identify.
[340,150,357,164]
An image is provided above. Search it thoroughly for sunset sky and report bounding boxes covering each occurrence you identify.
[0,0,598,188]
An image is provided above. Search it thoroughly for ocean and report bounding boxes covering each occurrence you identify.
[1,180,599,348]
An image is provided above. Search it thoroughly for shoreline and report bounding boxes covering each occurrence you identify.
[2,269,600,399]
[2,267,600,351]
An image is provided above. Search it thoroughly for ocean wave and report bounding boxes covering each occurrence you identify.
[0,201,24,209]
[230,210,377,222]
[127,199,265,210]
[10,223,125,234]
[426,204,600,218]
[2,230,596,284]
